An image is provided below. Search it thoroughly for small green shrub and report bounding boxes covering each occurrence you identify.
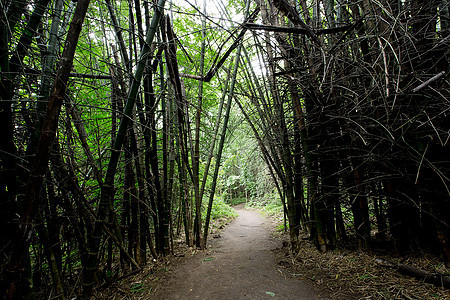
[262,199,283,217]
[202,196,238,221]
[276,222,288,231]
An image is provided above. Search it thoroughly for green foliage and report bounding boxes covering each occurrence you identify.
[215,105,276,204]
[246,190,284,225]
[228,197,246,206]
[202,196,237,221]
[130,282,145,292]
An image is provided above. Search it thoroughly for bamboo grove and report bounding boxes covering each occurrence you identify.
[0,0,449,299]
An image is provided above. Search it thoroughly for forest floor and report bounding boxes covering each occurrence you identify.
[150,203,321,299]
[96,204,450,299]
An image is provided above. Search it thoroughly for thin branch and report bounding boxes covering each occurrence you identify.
[412,71,446,93]
[244,22,355,35]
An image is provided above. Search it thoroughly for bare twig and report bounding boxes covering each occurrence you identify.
[413,71,446,93]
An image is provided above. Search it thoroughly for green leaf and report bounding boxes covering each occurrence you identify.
[266,291,275,297]
[201,257,215,263]
[131,282,144,292]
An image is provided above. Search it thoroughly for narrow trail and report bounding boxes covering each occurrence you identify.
[154,204,321,299]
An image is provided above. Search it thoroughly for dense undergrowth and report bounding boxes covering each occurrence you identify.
[204,196,238,222]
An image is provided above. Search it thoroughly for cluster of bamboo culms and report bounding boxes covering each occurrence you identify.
[241,0,449,258]
[1,0,199,298]
[0,0,260,297]
[0,0,449,299]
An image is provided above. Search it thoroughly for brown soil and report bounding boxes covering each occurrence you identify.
[151,204,322,299]
[95,204,450,299]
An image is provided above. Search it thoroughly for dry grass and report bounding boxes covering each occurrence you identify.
[275,237,450,300]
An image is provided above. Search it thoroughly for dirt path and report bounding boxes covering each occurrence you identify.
[153,205,321,299]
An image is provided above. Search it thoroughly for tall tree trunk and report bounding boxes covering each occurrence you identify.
[142,54,160,255]
[349,168,371,249]
[193,0,207,249]
[35,180,65,299]
[164,14,186,250]
[105,0,131,72]
[0,0,20,296]
[1,1,91,298]
[259,0,301,250]
[84,1,165,295]
[203,0,251,246]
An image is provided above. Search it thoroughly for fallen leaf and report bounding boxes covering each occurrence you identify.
[201,257,215,263]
